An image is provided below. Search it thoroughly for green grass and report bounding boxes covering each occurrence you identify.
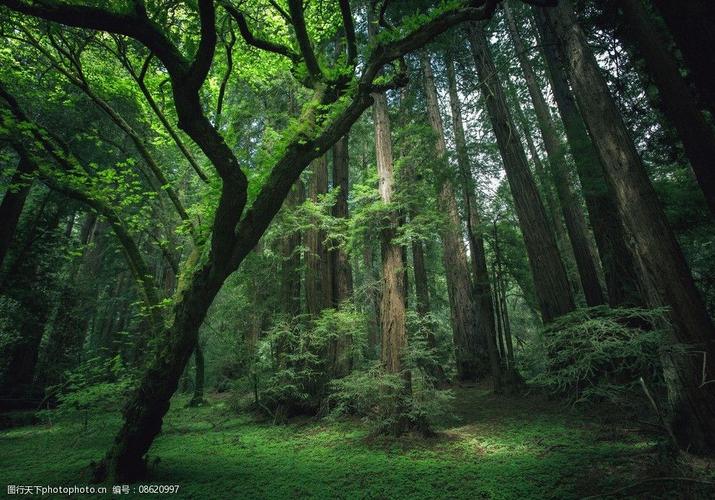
[1,388,712,499]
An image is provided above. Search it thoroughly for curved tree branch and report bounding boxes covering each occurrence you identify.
[221,0,300,63]
[287,0,322,80]
[338,0,357,67]
[186,0,217,90]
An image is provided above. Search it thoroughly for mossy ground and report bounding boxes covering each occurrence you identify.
[1,387,713,499]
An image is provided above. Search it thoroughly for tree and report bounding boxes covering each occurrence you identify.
[0,155,35,267]
[540,0,715,454]
[305,155,332,316]
[0,0,522,480]
[650,0,715,118]
[532,7,642,307]
[444,50,503,390]
[620,0,715,217]
[504,2,604,307]
[422,51,487,381]
[467,21,574,323]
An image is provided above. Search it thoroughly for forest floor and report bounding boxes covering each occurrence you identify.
[1,386,714,499]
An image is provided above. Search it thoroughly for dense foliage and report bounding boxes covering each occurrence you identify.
[1,0,714,496]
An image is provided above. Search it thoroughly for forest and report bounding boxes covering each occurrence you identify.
[0,0,714,498]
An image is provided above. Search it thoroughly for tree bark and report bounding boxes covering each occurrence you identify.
[650,0,715,118]
[542,0,715,454]
[621,0,715,217]
[533,7,643,307]
[305,155,332,316]
[411,240,431,319]
[372,89,407,374]
[444,51,502,390]
[509,85,565,245]
[0,156,35,268]
[281,179,304,317]
[329,133,354,377]
[331,134,354,305]
[188,341,206,406]
[467,22,575,323]
[422,51,485,381]
[363,241,381,358]
[505,3,605,307]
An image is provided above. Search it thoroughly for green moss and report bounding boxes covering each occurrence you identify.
[1,389,711,499]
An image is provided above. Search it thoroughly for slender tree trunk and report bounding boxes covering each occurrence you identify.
[281,179,304,317]
[372,89,407,375]
[533,8,642,307]
[361,137,381,359]
[0,156,35,268]
[505,3,605,307]
[188,341,206,406]
[411,240,431,319]
[35,213,96,388]
[467,23,575,323]
[491,242,507,363]
[99,274,128,355]
[363,242,381,358]
[329,134,354,377]
[510,89,564,244]
[331,135,354,305]
[422,51,485,381]
[621,0,715,217]
[542,0,715,454]
[445,52,503,390]
[650,0,715,118]
[305,155,332,316]
[492,219,520,388]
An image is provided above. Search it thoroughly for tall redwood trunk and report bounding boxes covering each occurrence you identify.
[422,51,486,381]
[467,22,575,323]
[542,0,715,454]
[372,88,407,374]
[305,155,332,316]
[509,86,565,247]
[504,4,604,307]
[0,156,35,268]
[329,134,354,376]
[280,180,304,317]
[650,0,715,118]
[621,0,715,217]
[331,135,354,305]
[444,52,503,390]
[533,8,642,307]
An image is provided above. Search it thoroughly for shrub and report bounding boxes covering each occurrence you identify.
[42,354,137,428]
[253,307,367,419]
[523,306,672,405]
[328,342,453,436]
